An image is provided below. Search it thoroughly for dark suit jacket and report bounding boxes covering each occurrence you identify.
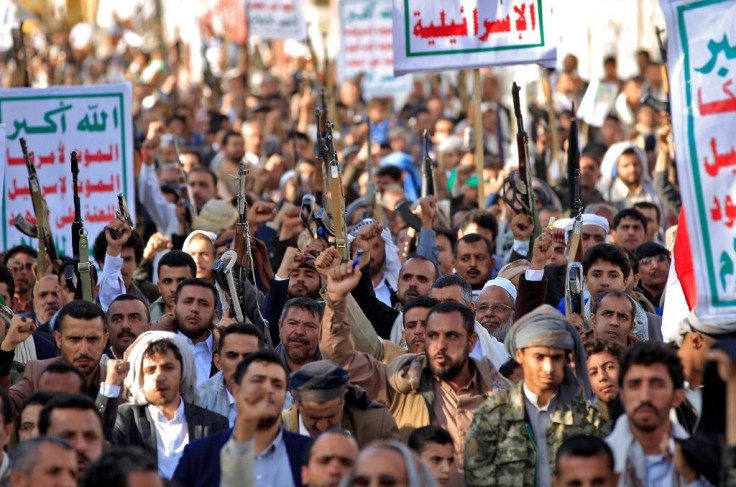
[172,427,311,487]
[111,401,228,457]
[543,263,567,308]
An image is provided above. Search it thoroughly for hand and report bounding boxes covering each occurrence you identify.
[276,247,305,279]
[1,316,36,352]
[657,116,672,146]
[569,313,586,339]
[487,169,507,194]
[106,218,131,256]
[353,222,382,257]
[510,212,534,242]
[314,247,342,277]
[234,382,275,443]
[707,348,736,383]
[326,261,362,302]
[673,442,699,483]
[247,201,277,226]
[150,313,177,333]
[214,316,238,348]
[531,228,554,270]
[278,205,304,241]
[419,196,437,229]
[143,232,172,260]
[104,359,130,387]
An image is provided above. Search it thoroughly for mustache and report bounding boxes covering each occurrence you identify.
[117,330,136,339]
[634,402,657,413]
[74,354,96,362]
[288,335,309,344]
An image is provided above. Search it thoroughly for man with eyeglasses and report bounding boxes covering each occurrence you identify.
[635,243,670,308]
[474,278,515,342]
[3,246,38,315]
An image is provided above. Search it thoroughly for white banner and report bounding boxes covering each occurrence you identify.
[392,0,556,75]
[1,83,135,260]
[339,0,412,105]
[246,0,306,41]
[661,0,736,326]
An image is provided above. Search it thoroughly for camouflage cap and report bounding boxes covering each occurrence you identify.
[290,360,349,402]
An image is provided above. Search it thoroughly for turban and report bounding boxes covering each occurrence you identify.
[505,305,591,402]
[291,360,349,402]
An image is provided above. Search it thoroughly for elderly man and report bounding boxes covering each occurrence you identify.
[32,275,62,328]
[276,297,323,374]
[284,360,398,446]
[112,331,228,479]
[340,441,438,487]
[465,306,604,487]
[475,278,516,342]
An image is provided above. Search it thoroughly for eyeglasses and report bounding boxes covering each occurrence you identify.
[639,254,669,265]
[476,303,513,313]
[353,474,407,487]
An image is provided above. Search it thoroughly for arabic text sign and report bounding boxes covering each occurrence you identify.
[392,0,555,75]
[339,0,412,102]
[246,0,306,40]
[0,84,135,259]
[661,0,736,326]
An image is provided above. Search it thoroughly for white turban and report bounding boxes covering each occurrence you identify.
[123,331,201,407]
[482,277,518,301]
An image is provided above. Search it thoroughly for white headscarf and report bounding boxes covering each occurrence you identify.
[348,219,401,290]
[123,330,201,406]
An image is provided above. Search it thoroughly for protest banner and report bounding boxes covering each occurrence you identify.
[246,0,307,41]
[339,0,412,106]
[392,0,556,75]
[1,83,134,261]
[576,79,620,128]
[661,0,736,327]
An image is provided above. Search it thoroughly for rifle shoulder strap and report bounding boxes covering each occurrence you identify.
[78,232,93,302]
[329,163,348,258]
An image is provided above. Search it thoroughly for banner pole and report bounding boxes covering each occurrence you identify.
[473,69,485,210]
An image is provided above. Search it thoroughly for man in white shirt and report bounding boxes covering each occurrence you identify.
[112,331,228,479]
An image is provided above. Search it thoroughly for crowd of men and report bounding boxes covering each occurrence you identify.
[1,16,736,487]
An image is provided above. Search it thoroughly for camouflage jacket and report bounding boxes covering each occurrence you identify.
[465,382,605,487]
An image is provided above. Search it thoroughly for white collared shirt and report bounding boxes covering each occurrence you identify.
[178,331,214,386]
[373,275,392,307]
[225,388,237,427]
[298,414,310,436]
[147,398,189,479]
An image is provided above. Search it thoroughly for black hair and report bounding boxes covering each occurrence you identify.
[426,301,475,338]
[189,166,218,188]
[175,278,217,304]
[613,208,648,232]
[107,294,151,324]
[218,322,264,353]
[222,130,243,148]
[39,363,86,392]
[280,296,324,322]
[618,341,685,389]
[433,227,457,252]
[3,245,37,265]
[92,227,144,266]
[584,338,624,361]
[403,296,440,317]
[622,248,639,275]
[402,254,439,282]
[591,289,636,323]
[144,339,184,370]
[156,250,197,278]
[83,446,158,487]
[56,301,105,334]
[554,435,615,475]
[454,233,494,260]
[459,210,499,244]
[0,266,14,299]
[633,201,661,225]
[375,165,402,182]
[233,349,288,389]
[408,425,453,453]
[583,243,630,279]
[38,394,102,435]
[303,428,355,465]
[20,391,55,416]
[431,274,473,306]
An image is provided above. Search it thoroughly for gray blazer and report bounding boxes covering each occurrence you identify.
[200,371,230,420]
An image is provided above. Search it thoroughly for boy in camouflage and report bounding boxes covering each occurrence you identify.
[465,305,605,487]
